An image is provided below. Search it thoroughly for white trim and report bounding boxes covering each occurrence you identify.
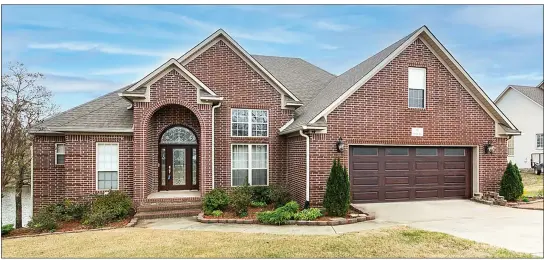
[279,119,294,132]
[536,133,544,150]
[230,144,269,187]
[299,130,310,203]
[177,29,300,103]
[211,102,222,189]
[54,143,65,165]
[42,127,133,133]
[308,26,517,132]
[95,142,120,191]
[230,108,269,138]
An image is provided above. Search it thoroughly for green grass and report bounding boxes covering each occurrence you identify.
[521,170,544,197]
[1,226,534,258]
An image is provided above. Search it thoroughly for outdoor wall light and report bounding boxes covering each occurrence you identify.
[484,140,495,154]
[336,137,345,153]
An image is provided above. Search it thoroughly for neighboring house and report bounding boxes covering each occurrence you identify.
[30,25,520,213]
[495,81,544,169]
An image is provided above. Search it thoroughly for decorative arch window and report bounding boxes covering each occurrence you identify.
[160,126,197,145]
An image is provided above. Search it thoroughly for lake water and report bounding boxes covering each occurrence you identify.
[1,186,32,227]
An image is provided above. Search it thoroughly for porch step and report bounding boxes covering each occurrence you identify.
[134,209,201,219]
[137,202,202,212]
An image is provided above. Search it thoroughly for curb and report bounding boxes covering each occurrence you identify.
[196,212,373,226]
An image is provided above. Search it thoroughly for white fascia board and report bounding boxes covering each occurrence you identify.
[177,29,300,103]
[45,127,134,133]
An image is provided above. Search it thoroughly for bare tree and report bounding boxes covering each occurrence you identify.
[1,62,57,228]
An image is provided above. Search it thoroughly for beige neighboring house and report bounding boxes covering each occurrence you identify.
[495,80,544,169]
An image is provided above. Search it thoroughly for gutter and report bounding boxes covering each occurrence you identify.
[299,130,310,208]
[211,102,222,189]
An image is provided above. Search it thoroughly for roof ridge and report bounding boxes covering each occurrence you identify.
[38,84,132,128]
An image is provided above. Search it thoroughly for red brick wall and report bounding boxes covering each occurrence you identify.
[32,134,133,212]
[185,39,293,189]
[286,136,307,205]
[307,38,507,205]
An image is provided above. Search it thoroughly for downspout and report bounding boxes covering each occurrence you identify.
[211,102,222,189]
[299,130,310,209]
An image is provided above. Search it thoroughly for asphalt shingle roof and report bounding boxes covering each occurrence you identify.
[510,85,544,107]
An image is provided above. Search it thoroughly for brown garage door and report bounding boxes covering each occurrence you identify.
[349,146,471,203]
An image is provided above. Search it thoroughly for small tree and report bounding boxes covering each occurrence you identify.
[499,161,524,201]
[323,158,350,216]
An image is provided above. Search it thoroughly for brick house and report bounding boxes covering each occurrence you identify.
[30,25,520,214]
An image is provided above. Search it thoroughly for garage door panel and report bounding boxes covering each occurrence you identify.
[384,176,410,185]
[350,146,470,203]
[414,161,439,170]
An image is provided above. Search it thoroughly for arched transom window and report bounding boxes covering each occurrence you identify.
[160,126,197,145]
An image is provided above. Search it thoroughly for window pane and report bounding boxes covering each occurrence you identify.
[232,123,249,136]
[386,148,408,156]
[97,144,118,171]
[98,171,118,190]
[252,145,267,169]
[192,148,197,185]
[56,155,65,165]
[161,148,166,186]
[408,67,426,89]
[232,169,248,186]
[252,169,267,185]
[444,148,465,156]
[537,134,543,149]
[353,147,378,156]
[232,109,249,123]
[416,148,437,156]
[252,123,268,137]
[408,89,424,108]
[232,145,248,169]
[56,144,65,154]
[160,126,197,144]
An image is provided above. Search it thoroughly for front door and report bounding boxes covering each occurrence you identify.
[159,146,198,191]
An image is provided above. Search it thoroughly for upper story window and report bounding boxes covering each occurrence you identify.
[55,143,65,165]
[537,134,543,149]
[507,138,515,156]
[96,143,119,190]
[408,67,426,109]
[231,109,268,137]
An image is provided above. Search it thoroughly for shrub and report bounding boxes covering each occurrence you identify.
[256,200,299,225]
[230,184,252,217]
[249,186,271,203]
[293,208,323,221]
[48,199,89,221]
[203,189,230,214]
[1,224,14,235]
[28,209,58,231]
[83,190,133,227]
[250,201,267,208]
[323,158,350,217]
[522,197,530,202]
[211,210,223,217]
[499,162,524,201]
[268,185,292,208]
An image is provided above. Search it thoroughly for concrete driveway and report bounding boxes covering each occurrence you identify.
[352,200,544,257]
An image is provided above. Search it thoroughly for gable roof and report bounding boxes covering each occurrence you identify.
[177,29,301,103]
[496,84,544,107]
[30,85,134,134]
[252,55,336,104]
[281,26,519,135]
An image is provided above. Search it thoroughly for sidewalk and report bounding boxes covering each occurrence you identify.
[135,217,394,235]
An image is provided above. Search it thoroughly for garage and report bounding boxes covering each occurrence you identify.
[349,146,472,203]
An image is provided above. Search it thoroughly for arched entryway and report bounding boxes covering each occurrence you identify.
[158,125,199,191]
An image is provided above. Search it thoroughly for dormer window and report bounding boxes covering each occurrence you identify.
[408,67,426,109]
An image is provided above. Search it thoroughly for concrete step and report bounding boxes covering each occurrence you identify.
[137,202,202,212]
[134,209,201,219]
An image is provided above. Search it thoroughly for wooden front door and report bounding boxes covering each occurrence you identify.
[159,145,198,191]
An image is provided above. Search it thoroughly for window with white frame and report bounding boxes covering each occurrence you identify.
[408,67,426,108]
[55,143,65,165]
[231,109,268,137]
[537,134,543,149]
[507,138,515,156]
[96,143,119,190]
[231,144,268,186]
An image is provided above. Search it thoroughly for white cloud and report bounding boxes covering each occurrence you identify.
[318,44,340,50]
[28,42,187,58]
[315,20,351,32]
[451,5,543,36]
[503,72,543,81]
[40,74,124,93]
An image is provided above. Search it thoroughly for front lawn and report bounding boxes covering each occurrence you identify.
[521,170,544,197]
[1,226,533,258]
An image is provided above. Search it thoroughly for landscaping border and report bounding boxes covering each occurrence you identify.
[196,212,375,226]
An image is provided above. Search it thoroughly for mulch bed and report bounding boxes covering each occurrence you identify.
[203,205,275,220]
[2,218,131,238]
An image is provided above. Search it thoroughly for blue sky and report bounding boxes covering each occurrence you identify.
[2,5,543,111]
